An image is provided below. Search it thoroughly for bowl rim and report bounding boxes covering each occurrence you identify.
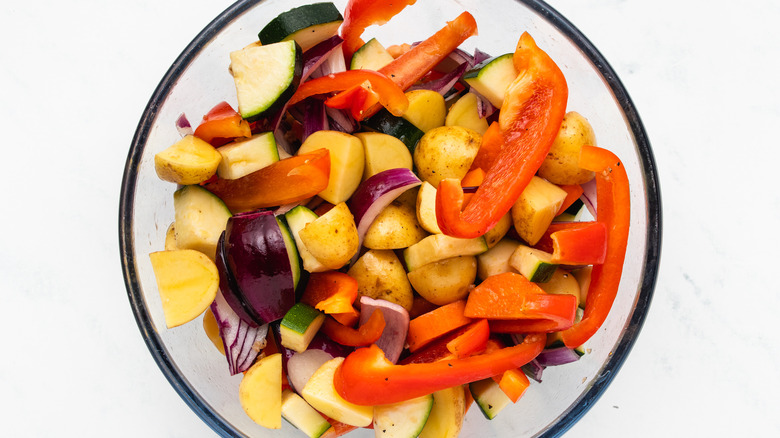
[119,0,662,436]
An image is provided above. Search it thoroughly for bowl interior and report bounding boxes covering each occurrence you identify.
[119,0,661,436]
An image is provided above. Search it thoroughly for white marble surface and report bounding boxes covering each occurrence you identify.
[1,0,778,436]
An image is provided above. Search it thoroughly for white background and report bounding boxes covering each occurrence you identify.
[1,0,778,436]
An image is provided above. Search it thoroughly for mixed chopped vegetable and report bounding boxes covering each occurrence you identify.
[147,1,630,436]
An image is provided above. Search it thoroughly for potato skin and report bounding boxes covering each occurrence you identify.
[537,111,596,185]
[413,126,481,187]
[363,198,428,250]
[407,256,477,306]
[298,202,359,270]
[347,250,414,312]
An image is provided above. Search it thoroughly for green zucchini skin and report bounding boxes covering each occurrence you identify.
[362,109,425,153]
[258,2,344,51]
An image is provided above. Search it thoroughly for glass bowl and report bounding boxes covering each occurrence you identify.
[119,0,662,436]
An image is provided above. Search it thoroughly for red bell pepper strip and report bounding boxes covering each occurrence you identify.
[489,317,574,334]
[534,221,600,254]
[358,11,478,120]
[555,184,585,216]
[287,70,408,117]
[550,221,607,265]
[333,333,546,405]
[203,148,330,212]
[445,319,489,359]
[320,309,385,347]
[399,321,482,365]
[193,101,252,146]
[339,0,418,60]
[406,300,472,352]
[300,271,359,315]
[561,145,630,348]
[483,339,530,403]
[324,81,381,121]
[464,272,578,327]
[436,32,568,238]
[469,121,503,172]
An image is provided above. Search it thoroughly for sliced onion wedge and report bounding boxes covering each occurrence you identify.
[286,349,334,394]
[348,168,422,256]
[210,292,269,375]
[535,346,582,367]
[358,296,410,363]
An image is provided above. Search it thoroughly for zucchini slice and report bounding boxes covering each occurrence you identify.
[509,244,558,283]
[363,108,425,153]
[350,38,394,71]
[374,394,434,438]
[469,378,512,420]
[276,216,302,290]
[258,2,344,52]
[230,40,302,121]
[463,53,517,108]
[281,390,332,438]
[216,132,280,180]
[284,206,328,273]
[172,185,232,261]
[279,303,325,353]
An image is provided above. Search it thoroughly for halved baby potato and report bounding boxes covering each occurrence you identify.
[149,249,219,328]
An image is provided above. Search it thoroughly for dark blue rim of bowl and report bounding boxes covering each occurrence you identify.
[119,0,662,436]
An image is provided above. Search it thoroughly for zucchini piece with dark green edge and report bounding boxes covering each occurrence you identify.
[362,108,425,153]
[258,2,344,52]
[230,40,303,122]
[554,198,585,222]
[463,53,517,108]
[469,378,512,420]
[509,244,558,283]
[281,389,332,438]
[350,38,394,71]
[279,303,325,353]
[276,215,302,289]
[373,394,434,438]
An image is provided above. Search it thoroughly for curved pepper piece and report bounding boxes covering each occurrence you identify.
[287,70,408,118]
[320,309,385,347]
[561,146,630,348]
[193,101,252,146]
[333,333,546,405]
[340,0,418,60]
[436,32,568,238]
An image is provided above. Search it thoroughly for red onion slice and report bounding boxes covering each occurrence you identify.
[359,296,410,363]
[348,168,422,255]
[302,36,344,82]
[409,62,469,96]
[522,359,545,383]
[325,106,358,133]
[287,349,334,394]
[175,113,193,137]
[210,292,269,375]
[535,346,582,367]
[302,98,329,142]
[581,178,598,218]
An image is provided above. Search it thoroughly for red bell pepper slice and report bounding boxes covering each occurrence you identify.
[399,320,482,365]
[556,184,585,216]
[464,272,578,327]
[300,271,359,315]
[324,81,381,121]
[203,148,330,212]
[483,339,530,403]
[489,317,574,334]
[436,32,568,238]
[550,221,607,265]
[287,70,408,118]
[406,299,472,352]
[320,309,385,347]
[445,318,489,359]
[333,333,546,405]
[339,0,418,60]
[561,145,630,348]
[193,101,252,146]
[469,121,503,172]
[534,221,600,254]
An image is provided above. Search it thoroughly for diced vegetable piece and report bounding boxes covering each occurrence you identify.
[416,181,442,234]
[240,353,283,428]
[282,389,333,438]
[276,216,302,289]
[172,185,231,261]
[321,309,385,347]
[355,132,413,181]
[350,38,394,70]
[402,89,446,133]
[414,126,481,187]
[550,221,607,265]
[281,303,326,353]
[285,206,329,273]
[298,202,359,269]
[154,135,221,185]
[259,2,344,52]
[301,271,359,315]
[407,300,472,352]
[363,196,427,250]
[373,394,434,438]
[476,238,520,280]
[573,266,593,308]
[348,249,414,312]
[216,132,280,180]
[149,249,219,328]
[358,296,410,364]
[298,131,365,204]
[418,386,466,438]
[509,244,558,283]
[510,176,568,245]
[301,358,374,427]
[493,366,530,403]
[230,40,302,121]
[287,349,335,394]
[224,210,296,323]
[193,101,252,147]
[403,233,488,272]
[469,378,511,420]
[362,108,425,152]
[463,53,518,108]
[407,256,477,306]
[482,213,512,248]
[444,92,489,135]
[537,111,597,185]
[164,223,177,250]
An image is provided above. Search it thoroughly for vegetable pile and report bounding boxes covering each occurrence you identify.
[147,1,631,437]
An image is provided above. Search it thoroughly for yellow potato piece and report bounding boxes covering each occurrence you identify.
[239,353,282,429]
[419,385,466,438]
[301,357,374,427]
[154,135,222,185]
[148,249,219,328]
[298,202,359,269]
